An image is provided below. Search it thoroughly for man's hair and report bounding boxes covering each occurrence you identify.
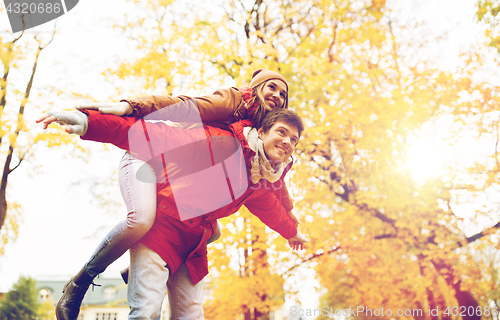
[259,108,304,138]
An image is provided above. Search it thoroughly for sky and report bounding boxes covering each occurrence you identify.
[0,0,490,316]
[0,0,136,290]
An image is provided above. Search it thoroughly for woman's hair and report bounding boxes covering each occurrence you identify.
[247,82,268,129]
[259,108,304,138]
[248,81,289,129]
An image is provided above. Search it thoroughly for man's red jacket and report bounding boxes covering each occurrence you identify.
[80,110,297,283]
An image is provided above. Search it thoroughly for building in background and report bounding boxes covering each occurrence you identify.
[35,275,283,320]
[35,275,215,320]
[37,276,131,320]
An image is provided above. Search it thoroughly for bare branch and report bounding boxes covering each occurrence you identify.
[282,246,342,276]
[464,221,500,244]
[328,22,339,63]
[495,121,499,167]
[8,156,24,174]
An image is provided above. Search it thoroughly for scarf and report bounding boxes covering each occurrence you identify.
[243,126,292,184]
[240,86,259,120]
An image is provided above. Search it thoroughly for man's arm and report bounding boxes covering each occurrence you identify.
[276,183,294,212]
[36,109,139,150]
[244,191,299,240]
[245,192,308,250]
[271,184,300,224]
[38,110,178,159]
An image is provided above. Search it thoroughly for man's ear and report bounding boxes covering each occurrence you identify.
[257,128,264,139]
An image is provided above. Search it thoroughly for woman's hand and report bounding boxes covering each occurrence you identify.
[76,101,133,116]
[36,111,88,135]
[288,230,309,251]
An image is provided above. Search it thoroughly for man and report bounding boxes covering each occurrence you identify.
[38,107,308,319]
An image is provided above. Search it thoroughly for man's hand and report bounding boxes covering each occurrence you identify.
[36,111,88,135]
[288,230,309,251]
[76,101,133,116]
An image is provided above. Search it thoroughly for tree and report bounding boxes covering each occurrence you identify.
[0,11,81,254]
[477,0,500,53]
[107,0,500,318]
[204,208,287,320]
[0,276,46,320]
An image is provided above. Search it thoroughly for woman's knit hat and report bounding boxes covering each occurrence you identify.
[249,69,289,109]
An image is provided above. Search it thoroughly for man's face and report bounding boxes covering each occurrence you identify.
[258,121,299,164]
[261,80,287,111]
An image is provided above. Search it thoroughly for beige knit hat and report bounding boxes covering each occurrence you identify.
[249,69,289,108]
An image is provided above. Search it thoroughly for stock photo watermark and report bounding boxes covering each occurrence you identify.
[130,99,249,221]
[3,0,79,33]
[290,305,499,318]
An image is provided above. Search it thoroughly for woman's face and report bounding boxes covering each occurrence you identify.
[260,80,287,111]
[258,121,299,165]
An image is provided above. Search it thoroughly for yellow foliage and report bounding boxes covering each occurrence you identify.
[0,29,92,255]
[0,201,21,255]
[111,0,500,316]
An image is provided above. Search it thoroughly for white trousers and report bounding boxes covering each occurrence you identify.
[128,243,204,320]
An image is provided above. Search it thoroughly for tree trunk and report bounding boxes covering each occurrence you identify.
[0,31,53,235]
[453,280,480,320]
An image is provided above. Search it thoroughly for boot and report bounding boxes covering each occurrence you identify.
[56,267,95,320]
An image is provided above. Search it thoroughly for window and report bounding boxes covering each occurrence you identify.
[38,288,53,301]
[102,286,117,300]
[95,313,117,320]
